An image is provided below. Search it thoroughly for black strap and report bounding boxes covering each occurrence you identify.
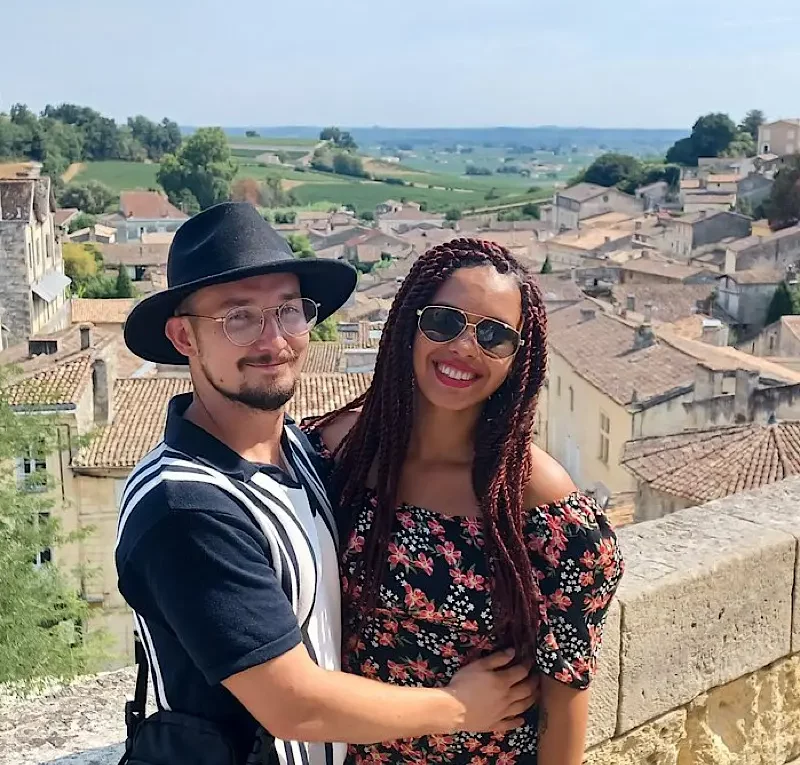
[125,636,149,741]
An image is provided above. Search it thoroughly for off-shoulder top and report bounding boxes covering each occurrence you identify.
[303,427,624,765]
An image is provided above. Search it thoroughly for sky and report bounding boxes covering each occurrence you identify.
[3,0,800,130]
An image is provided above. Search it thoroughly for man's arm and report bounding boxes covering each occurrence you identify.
[224,644,533,744]
[121,502,535,745]
[536,676,590,765]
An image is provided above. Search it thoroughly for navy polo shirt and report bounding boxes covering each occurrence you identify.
[115,393,344,765]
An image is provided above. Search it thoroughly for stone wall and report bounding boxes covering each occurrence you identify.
[5,478,800,764]
[0,221,32,340]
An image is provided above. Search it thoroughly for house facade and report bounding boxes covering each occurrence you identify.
[543,183,643,231]
[659,211,752,260]
[715,270,784,333]
[0,177,71,345]
[106,191,188,243]
[757,119,800,157]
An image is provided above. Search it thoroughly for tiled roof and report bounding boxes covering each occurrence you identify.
[54,208,79,227]
[98,242,170,267]
[547,302,700,407]
[535,275,584,303]
[724,268,784,285]
[610,284,713,324]
[780,316,800,343]
[706,174,742,184]
[120,191,188,221]
[305,343,344,373]
[557,183,610,203]
[4,354,93,407]
[75,373,373,469]
[619,258,709,281]
[549,227,630,252]
[379,207,444,222]
[680,179,701,190]
[71,298,135,325]
[622,422,800,503]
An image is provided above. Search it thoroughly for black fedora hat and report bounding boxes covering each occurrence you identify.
[124,202,357,365]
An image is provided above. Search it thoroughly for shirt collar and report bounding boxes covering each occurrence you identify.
[164,393,298,486]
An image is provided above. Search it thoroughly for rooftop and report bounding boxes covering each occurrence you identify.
[3,354,93,408]
[98,242,170,268]
[378,207,444,221]
[609,283,713,324]
[0,179,34,221]
[54,208,79,227]
[723,268,785,285]
[622,422,800,504]
[535,274,585,303]
[549,226,630,252]
[70,298,135,325]
[706,174,743,184]
[119,191,188,221]
[74,373,372,469]
[618,257,709,281]
[557,182,615,203]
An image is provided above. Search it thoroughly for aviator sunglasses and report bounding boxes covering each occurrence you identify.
[416,305,524,359]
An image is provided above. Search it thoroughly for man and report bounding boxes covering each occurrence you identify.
[116,203,534,765]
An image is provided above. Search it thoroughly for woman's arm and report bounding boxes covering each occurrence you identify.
[537,676,591,765]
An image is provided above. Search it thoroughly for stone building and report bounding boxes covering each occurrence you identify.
[540,183,644,232]
[0,177,71,346]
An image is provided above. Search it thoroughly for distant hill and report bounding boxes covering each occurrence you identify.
[187,125,688,157]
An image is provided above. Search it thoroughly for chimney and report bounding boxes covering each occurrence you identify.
[724,248,736,275]
[734,368,759,422]
[91,350,117,426]
[580,308,596,322]
[693,363,723,400]
[633,323,656,350]
[626,294,636,313]
[700,319,729,347]
[643,303,653,325]
[79,324,93,351]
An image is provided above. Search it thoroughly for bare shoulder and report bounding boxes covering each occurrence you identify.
[524,443,578,509]
[318,410,360,454]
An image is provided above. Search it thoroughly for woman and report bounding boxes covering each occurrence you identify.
[305,239,623,764]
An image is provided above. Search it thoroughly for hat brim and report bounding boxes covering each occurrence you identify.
[124,257,358,365]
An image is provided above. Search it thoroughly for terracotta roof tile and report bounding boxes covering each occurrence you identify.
[622,422,800,503]
[71,298,135,325]
[609,284,713,324]
[4,355,93,407]
[76,373,372,469]
[619,258,710,281]
[119,191,188,221]
[305,343,344,373]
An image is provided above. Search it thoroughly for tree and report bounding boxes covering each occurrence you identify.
[58,181,116,215]
[445,208,462,221]
[67,212,97,234]
[310,315,338,341]
[157,128,237,211]
[740,110,765,141]
[63,243,99,285]
[721,131,756,158]
[540,256,553,274]
[766,281,800,325]
[127,116,182,161]
[0,369,107,688]
[583,153,642,189]
[245,130,260,138]
[114,263,135,298]
[465,165,493,176]
[666,113,738,166]
[765,155,800,231]
[359,210,375,222]
[286,233,315,259]
[231,177,263,206]
[320,127,357,151]
[332,152,366,178]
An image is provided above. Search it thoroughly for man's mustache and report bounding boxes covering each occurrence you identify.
[237,352,299,370]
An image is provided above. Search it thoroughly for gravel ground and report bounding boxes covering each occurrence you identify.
[0,667,149,765]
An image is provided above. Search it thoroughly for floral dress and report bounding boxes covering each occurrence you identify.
[303,429,624,765]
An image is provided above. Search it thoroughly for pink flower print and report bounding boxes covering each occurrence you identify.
[387,660,409,681]
[397,510,416,530]
[413,552,434,575]
[435,540,462,565]
[388,542,411,569]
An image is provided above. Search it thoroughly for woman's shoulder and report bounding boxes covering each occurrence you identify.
[301,410,360,460]
[523,444,616,540]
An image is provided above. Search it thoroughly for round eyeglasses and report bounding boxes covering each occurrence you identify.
[179,298,319,347]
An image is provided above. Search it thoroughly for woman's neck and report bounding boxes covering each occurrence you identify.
[408,395,480,464]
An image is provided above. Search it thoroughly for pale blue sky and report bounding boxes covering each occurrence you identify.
[3,0,799,129]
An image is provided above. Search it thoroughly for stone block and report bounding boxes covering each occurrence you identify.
[710,478,800,653]
[583,708,686,765]
[615,505,794,733]
[585,598,620,747]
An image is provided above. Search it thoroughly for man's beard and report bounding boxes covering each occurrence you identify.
[199,353,298,412]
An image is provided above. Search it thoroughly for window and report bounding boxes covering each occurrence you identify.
[34,512,52,567]
[569,386,574,412]
[17,448,47,492]
[556,376,562,396]
[599,412,610,465]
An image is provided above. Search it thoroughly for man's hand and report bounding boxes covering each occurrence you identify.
[445,649,538,733]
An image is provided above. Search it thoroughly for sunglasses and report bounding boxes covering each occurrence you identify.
[416,305,523,359]
[179,298,319,347]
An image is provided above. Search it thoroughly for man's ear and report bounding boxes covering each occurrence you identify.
[165,316,198,359]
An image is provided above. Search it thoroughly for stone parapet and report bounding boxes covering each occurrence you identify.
[4,478,800,764]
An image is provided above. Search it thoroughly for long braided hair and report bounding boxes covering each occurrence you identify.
[320,238,549,659]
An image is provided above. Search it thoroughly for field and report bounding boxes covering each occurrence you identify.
[75,160,159,190]
[226,135,319,147]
